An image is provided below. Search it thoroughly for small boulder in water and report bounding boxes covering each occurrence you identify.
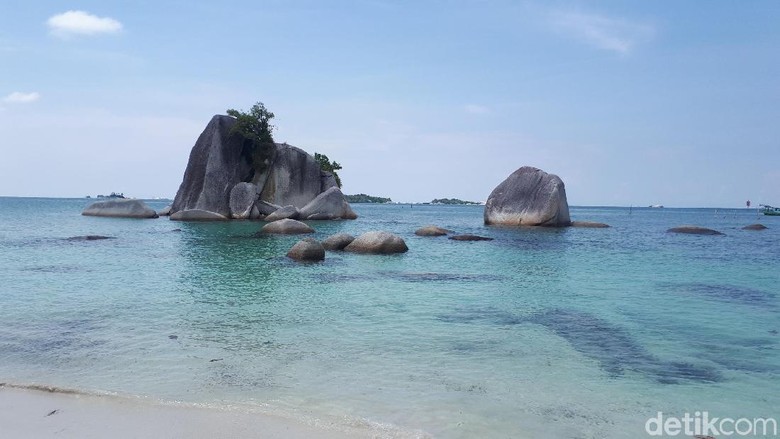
[261,218,314,234]
[345,231,408,254]
[743,224,768,231]
[66,235,115,241]
[170,209,229,221]
[82,199,158,219]
[322,233,355,250]
[287,238,326,261]
[415,225,450,236]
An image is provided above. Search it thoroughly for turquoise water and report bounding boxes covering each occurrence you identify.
[1,197,779,438]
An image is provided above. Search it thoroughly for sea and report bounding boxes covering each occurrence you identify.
[1,197,779,438]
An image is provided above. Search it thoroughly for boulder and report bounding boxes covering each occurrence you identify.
[298,187,358,220]
[415,225,450,236]
[229,182,259,219]
[158,205,172,216]
[484,166,570,227]
[82,199,159,219]
[667,226,724,236]
[254,200,282,216]
[287,238,325,261]
[260,218,314,234]
[265,205,300,222]
[743,224,768,231]
[449,235,494,241]
[170,209,229,221]
[344,231,408,254]
[570,221,610,228]
[322,233,355,250]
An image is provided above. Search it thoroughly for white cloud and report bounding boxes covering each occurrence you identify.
[550,10,654,54]
[3,92,41,104]
[464,104,490,115]
[47,10,122,38]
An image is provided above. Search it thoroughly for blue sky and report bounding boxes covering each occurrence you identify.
[1,1,778,206]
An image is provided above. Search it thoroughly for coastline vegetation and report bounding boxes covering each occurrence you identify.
[431,198,480,205]
[346,193,392,203]
[314,153,343,188]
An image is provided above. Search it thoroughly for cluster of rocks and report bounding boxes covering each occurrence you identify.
[414,225,493,241]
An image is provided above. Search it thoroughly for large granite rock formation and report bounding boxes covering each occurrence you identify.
[82,199,158,219]
[484,166,570,227]
[170,115,355,220]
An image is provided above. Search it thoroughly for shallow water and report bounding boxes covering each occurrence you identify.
[1,198,779,437]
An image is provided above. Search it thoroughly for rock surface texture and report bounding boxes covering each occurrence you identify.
[170,209,229,221]
[170,115,355,220]
[82,199,159,219]
[265,205,300,222]
[344,231,408,254]
[484,166,570,227]
[298,187,358,220]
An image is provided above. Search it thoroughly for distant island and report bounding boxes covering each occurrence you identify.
[431,198,480,205]
[345,194,392,204]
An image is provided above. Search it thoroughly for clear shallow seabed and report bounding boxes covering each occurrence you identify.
[1,198,779,438]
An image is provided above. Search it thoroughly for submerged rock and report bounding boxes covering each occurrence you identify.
[265,205,300,222]
[484,166,570,227]
[170,209,229,221]
[66,235,115,241]
[667,226,724,236]
[298,187,357,220]
[82,199,159,219]
[261,218,314,234]
[344,231,408,254]
[743,224,768,231]
[287,238,325,261]
[570,221,610,228]
[322,233,355,250]
[449,235,494,241]
[415,225,450,236]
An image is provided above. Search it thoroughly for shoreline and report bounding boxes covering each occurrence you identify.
[0,383,421,439]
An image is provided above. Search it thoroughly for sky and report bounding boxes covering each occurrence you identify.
[1,1,778,207]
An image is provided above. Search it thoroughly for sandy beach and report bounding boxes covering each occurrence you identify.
[0,384,378,439]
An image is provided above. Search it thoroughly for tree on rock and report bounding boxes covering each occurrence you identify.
[314,152,343,188]
[227,102,275,146]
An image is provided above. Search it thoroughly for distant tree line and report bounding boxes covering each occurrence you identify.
[346,193,392,203]
[431,198,480,205]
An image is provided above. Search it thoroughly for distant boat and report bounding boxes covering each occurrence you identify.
[649,204,664,208]
[760,205,780,216]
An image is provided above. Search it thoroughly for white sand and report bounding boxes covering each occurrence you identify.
[0,385,378,439]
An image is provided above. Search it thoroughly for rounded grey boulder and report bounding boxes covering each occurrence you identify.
[743,224,768,231]
[287,238,325,261]
[261,218,314,234]
[667,226,724,235]
[265,205,300,222]
[229,182,259,219]
[415,225,450,236]
[484,166,570,227]
[322,233,355,250]
[344,231,408,254]
[82,199,159,219]
[298,187,358,220]
[170,209,229,221]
